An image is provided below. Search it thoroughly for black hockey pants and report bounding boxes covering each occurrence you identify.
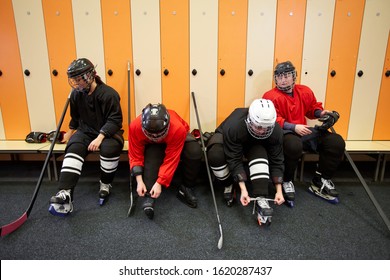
[208,141,270,196]
[143,133,202,189]
[58,131,124,191]
[283,131,345,181]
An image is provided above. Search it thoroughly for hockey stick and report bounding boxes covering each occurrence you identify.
[191,91,223,249]
[330,127,390,232]
[126,61,136,217]
[0,93,71,237]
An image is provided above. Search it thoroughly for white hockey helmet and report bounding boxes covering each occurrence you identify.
[245,99,276,139]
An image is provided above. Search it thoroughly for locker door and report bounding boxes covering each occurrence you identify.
[189,0,218,132]
[348,0,390,140]
[274,0,307,84]
[0,0,30,139]
[42,0,76,132]
[160,0,190,122]
[101,0,134,139]
[72,0,105,82]
[301,0,335,127]
[324,0,365,139]
[131,0,162,116]
[13,0,56,132]
[373,34,390,140]
[217,0,248,125]
[245,0,277,106]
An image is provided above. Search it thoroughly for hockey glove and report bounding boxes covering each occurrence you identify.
[317,111,340,131]
[47,130,66,143]
[25,132,47,143]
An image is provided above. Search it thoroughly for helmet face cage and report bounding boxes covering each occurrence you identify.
[141,104,170,142]
[67,58,96,94]
[68,70,95,94]
[274,61,297,93]
[246,99,276,139]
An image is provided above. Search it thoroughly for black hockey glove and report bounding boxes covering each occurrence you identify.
[25,131,47,143]
[316,111,340,131]
[47,130,66,143]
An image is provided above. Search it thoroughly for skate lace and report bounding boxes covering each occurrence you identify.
[250,197,270,215]
[56,189,70,200]
[100,181,112,192]
[283,181,295,193]
[320,178,335,191]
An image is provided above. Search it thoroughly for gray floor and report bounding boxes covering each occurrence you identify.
[0,160,389,260]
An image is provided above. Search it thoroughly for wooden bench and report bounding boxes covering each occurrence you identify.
[298,140,390,182]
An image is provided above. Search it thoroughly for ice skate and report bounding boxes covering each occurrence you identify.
[177,184,198,208]
[223,185,235,207]
[309,176,339,204]
[282,181,295,207]
[251,197,273,226]
[48,189,73,217]
[142,194,155,219]
[99,181,112,206]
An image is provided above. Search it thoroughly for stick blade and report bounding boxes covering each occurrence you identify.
[1,212,28,237]
[217,224,223,249]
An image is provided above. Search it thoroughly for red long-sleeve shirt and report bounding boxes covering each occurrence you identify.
[128,109,189,187]
[263,85,323,128]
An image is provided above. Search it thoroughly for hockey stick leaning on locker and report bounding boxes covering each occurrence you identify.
[127,61,136,217]
[0,92,71,237]
[191,91,223,249]
[330,127,390,232]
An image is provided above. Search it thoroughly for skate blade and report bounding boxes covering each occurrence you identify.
[285,200,295,208]
[143,207,154,219]
[48,204,71,217]
[99,197,109,206]
[308,186,339,204]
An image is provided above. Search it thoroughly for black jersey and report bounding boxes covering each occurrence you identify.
[216,108,284,184]
[69,83,123,137]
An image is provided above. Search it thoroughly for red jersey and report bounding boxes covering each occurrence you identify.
[263,84,323,128]
[128,109,189,187]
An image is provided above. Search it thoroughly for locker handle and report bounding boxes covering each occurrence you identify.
[107,69,113,76]
[52,69,58,76]
[163,69,169,76]
[248,69,253,76]
[385,70,390,77]
[192,69,197,76]
[330,70,336,77]
[24,69,30,76]
[220,69,225,76]
[357,70,363,77]
[0,70,2,77]
[135,69,141,76]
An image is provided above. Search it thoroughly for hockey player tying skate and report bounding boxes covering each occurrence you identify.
[263,61,345,204]
[49,58,124,216]
[128,103,202,219]
[207,99,285,226]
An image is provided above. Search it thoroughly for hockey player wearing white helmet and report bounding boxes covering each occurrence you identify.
[207,99,285,226]
[263,61,345,204]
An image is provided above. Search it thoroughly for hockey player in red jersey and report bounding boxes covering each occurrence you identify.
[128,103,202,219]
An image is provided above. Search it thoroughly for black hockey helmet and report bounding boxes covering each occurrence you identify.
[67,58,96,94]
[141,103,170,142]
[274,61,297,93]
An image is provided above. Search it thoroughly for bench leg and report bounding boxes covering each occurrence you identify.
[380,154,387,182]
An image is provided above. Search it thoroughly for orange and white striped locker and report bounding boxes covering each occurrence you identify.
[101,0,134,138]
[245,0,277,106]
[348,0,390,140]
[42,0,76,132]
[13,0,56,132]
[300,0,335,127]
[217,0,248,125]
[325,0,365,139]
[131,0,162,116]
[0,0,30,140]
[189,0,218,132]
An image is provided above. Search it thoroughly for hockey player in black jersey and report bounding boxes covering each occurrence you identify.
[49,58,124,216]
[207,99,285,226]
